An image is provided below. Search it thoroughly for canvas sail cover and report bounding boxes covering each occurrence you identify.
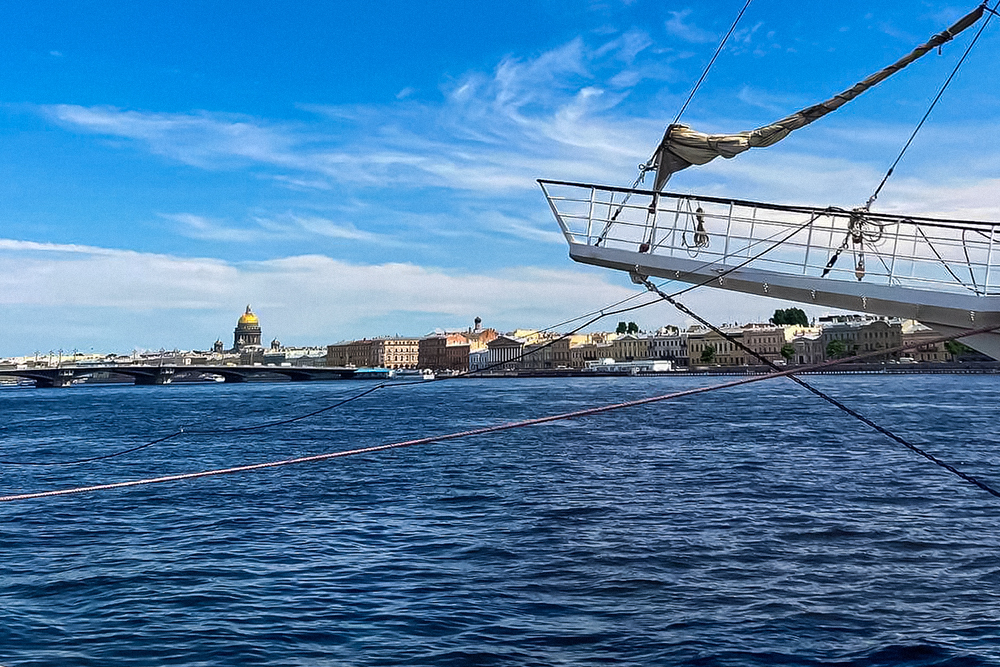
[651,5,985,190]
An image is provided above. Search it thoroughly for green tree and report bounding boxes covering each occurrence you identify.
[945,339,975,357]
[780,343,795,362]
[626,321,639,334]
[770,308,809,326]
[826,339,847,359]
[616,321,628,334]
[700,345,716,364]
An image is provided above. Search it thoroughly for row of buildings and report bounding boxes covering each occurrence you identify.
[322,315,968,373]
[1,308,975,375]
[325,317,500,370]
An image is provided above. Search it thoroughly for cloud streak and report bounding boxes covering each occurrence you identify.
[161,213,399,245]
[0,238,640,351]
[42,32,672,197]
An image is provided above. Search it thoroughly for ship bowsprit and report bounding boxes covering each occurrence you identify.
[540,179,1000,359]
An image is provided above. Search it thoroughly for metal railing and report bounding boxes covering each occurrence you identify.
[540,179,1000,296]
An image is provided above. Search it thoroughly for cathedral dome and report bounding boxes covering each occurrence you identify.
[234,305,262,352]
[238,305,259,326]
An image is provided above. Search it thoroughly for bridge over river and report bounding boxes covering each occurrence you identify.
[0,365,358,388]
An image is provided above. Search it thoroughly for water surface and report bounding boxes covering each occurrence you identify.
[1,375,999,666]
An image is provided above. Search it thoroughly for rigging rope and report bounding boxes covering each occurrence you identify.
[0,296,665,466]
[670,0,754,130]
[3,322,998,503]
[639,278,1000,498]
[605,0,754,228]
[864,0,998,210]
[0,205,827,467]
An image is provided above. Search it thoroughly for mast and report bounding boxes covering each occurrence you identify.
[650,4,986,190]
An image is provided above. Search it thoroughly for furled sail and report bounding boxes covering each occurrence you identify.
[650,4,985,190]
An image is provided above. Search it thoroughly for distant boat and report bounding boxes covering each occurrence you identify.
[541,4,1000,358]
[391,369,435,380]
[0,378,36,389]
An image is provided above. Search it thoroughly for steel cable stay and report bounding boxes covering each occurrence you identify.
[825,1,1000,281]
[2,322,999,504]
[599,0,753,240]
[638,278,1000,499]
[4,203,996,501]
[0,299,663,467]
[863,0,999,212]
[0,214,825,468]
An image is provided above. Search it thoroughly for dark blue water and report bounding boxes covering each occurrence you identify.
[2,375,1000,666]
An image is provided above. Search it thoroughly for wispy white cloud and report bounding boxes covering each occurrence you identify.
[874,177,1000,221]
[45,105,306,171]
[162,212,398,245]
[0,238,643,351]
[41,31,671,198]
[0,236,821,354]
[35,29,999,226]
[162,213,255,243]
[735,85,801,114]
[32,29,1000,296]
[664,10,716,44]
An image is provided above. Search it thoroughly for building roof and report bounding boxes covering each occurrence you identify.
[238,305,259,326]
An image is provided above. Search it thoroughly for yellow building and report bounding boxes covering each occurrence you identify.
[743,324,819,363]
[374,338,420,369]
[687,327,746,366]
[901,320,952,362]
[609,335,649,362]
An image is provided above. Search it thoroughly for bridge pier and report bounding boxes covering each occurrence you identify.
[278,372,318,382]
[134,368,175,385]
[34,370,77,388]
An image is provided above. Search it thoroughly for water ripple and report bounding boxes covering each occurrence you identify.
[2,376,1000,665]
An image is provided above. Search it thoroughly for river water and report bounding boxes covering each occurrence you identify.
[1,375,999,666]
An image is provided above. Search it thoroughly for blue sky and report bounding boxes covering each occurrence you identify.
[1,0,998,355]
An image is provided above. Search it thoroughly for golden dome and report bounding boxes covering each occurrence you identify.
[238,305,259,326]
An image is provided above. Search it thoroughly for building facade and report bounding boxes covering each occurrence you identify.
[418,336,448,370]
[515,336,568,370]
[742,325,787,364]
[791,333,825,365]
[373,338,420,369]
[486,336,525,371]
[569,342,614,369]
[648,328,688,366]
[445,343,470,371]
[901,320,952,362]
[609,335,649,362]
[822,318,902,360]
[687,327,746,366]
[326,340,375,368]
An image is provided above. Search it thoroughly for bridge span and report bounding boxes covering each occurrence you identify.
[0,365,358,388]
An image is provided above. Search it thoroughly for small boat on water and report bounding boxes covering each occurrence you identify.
[541,4,1000,358]
[390,369,436,380]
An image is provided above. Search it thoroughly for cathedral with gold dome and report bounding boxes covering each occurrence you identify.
[232,305,262,352]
